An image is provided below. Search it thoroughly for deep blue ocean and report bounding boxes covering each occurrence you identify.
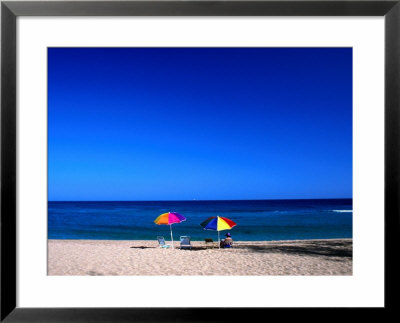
[48,199,352,241]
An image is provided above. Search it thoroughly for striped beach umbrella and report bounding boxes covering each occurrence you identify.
[200,216,237,248]
[154,212,186,248]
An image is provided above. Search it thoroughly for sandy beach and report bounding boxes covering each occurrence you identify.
[48,238,352,276]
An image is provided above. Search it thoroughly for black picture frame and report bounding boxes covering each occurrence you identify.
[1,0,399,321]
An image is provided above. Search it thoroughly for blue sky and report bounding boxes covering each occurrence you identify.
[48,48,352,201]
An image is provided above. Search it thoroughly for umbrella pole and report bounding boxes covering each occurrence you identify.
[170,224,174,249]
[218,231,220,249]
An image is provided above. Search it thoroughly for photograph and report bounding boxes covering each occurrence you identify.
[47,47,353,276]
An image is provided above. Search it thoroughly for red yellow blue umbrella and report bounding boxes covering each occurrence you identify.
[200,216,237,248]
[154,212,186,248]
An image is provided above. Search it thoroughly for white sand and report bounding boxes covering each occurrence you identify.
[48,239,352,276]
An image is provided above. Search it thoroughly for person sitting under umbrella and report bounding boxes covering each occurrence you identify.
[220,232,233,248]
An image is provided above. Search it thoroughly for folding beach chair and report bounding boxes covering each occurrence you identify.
[221,242,233,248]
[221,238,233,248]
[180,236,192,250]
[157,236,172,248]
[204,238,215,249]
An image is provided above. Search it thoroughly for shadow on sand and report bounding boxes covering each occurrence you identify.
[236,240,352,258]
[130,240,352,258]
[130,246,209,251]
[130,246,154,249]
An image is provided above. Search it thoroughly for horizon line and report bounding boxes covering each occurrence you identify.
[48,197,353,202]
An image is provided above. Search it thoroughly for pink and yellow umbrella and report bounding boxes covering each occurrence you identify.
[154,212,186,248]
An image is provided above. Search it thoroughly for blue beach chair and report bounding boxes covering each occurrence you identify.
[180,236,192,250]
[157,236,172,248]
[220,239,233,248]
